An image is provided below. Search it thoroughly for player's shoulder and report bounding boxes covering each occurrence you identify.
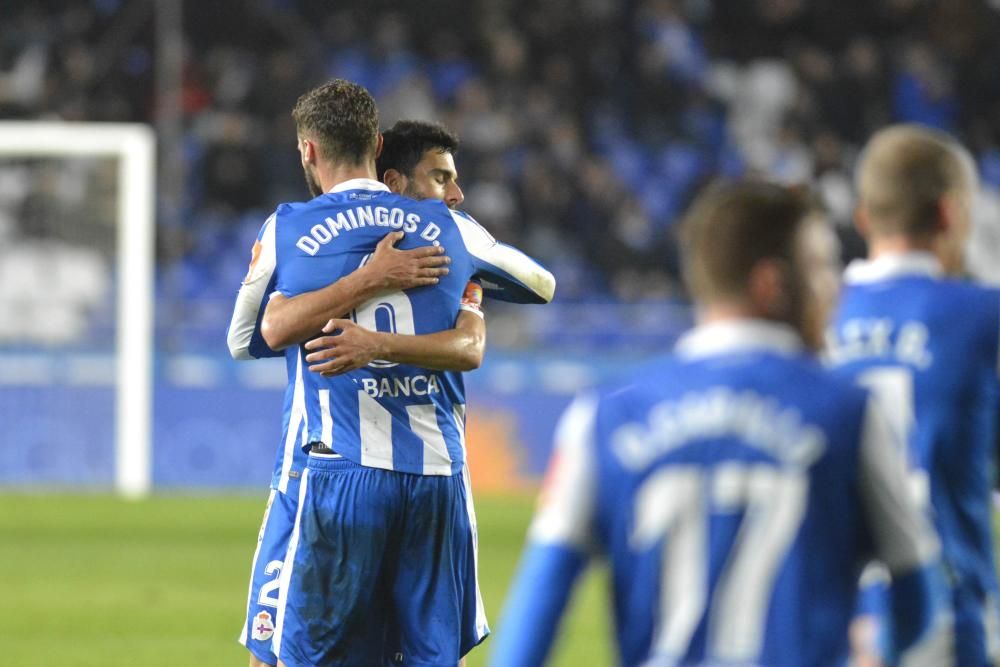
[449,208,479,225]
[254,210,279,241]
[929,278,1000,329]
[266,199,312,229]
[441,207,489,233]
[274,198,313,215]
[589,355,683,414]
[935,275,1000,299]
[443,209,499,255]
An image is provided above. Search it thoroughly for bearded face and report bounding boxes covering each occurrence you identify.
[303,163,323,198]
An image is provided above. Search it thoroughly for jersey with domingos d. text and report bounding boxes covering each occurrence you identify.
[228,179,554,486]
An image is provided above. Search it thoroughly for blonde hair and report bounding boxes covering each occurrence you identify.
[856,124,975,237]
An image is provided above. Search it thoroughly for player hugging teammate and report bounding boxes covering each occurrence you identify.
[229,80,554,667]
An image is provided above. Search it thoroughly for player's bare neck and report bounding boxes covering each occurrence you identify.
[867,234,935,261]
[697,302,764,327]
[317,160,378,193]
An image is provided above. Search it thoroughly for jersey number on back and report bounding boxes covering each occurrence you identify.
[857,367,928,508]
[631,464,807,661]
[351,290,415,369]
[351,254,416,368]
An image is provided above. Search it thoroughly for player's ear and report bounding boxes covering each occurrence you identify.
[853,203,871,239]
[748,259,789,320]
[935,191,972,275]
[300,138,317,165]
[936,192,961,235]
[374,133,384,159]
[383,169,406,194]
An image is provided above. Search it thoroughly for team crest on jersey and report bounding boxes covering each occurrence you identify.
[251,611,275,641]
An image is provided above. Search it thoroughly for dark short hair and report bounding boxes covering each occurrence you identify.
[292,79,378,166]
[682,180,810,303]
[376,120,460,180]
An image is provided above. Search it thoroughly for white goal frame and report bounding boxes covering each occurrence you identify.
[0,122,156,498]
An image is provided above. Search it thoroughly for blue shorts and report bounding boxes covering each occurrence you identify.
[239,488,298,665]
[275,456,489,667]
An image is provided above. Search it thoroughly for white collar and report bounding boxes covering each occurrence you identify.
[675,319,804,359]
[328,178,391,194]
[843,251,942,285]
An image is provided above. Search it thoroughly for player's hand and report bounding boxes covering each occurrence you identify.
[367,231,449,291]
[304,319,383,376]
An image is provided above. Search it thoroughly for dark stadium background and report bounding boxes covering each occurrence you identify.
[2,1,1000,664]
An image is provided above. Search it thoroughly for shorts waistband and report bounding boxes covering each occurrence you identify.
[306,454,362,472]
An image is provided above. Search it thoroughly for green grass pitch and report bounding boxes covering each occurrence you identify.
[2,492,612,666]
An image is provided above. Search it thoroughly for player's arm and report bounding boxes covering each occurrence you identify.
[490,396,599,667]
[259,230,451,350]
[304,282,487,375]
[450,210,556,305]
[228,214,281,360]
[857,395,948,662]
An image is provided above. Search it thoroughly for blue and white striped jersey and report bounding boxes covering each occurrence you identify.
[228,179,554,487]
[828,252,1000,656]
[493,320,942,667]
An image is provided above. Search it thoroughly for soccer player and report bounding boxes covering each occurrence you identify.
[229,119,500,667]
[261,79,552,667]
[491,181,942,666]
[828,124,1000,665]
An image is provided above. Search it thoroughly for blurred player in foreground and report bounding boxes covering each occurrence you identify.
[259,79,552,667]
[829,124,1000,666]
[229,119,494,666]
[491,181,943,666]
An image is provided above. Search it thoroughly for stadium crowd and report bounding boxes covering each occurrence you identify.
[2,0,1000,338]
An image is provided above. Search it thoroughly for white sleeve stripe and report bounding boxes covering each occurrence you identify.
[858,395,940,571]
[529,394,599,548]
[450,210,555,303]
[481,243,556,302]
[227,215,277,360]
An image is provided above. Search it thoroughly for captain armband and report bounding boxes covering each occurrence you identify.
[459,280,485,319]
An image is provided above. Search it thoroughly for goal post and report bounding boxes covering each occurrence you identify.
[0,122,156,498]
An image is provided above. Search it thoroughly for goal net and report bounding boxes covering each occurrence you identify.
[0,122,155,497]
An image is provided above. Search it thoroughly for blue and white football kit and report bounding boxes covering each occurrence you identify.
[229,246,490,666]
[229,178,553,666]
[237,488,298,663]
[229,207,303,665]
[829,252,1000,666]
[491,321,943,667]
